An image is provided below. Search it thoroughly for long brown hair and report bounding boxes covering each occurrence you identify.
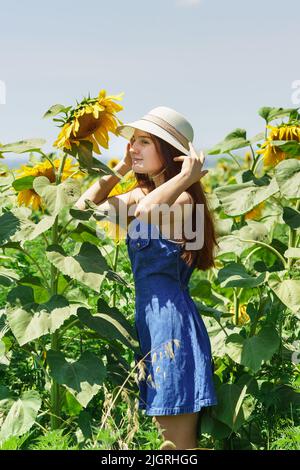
[132,133,218,271]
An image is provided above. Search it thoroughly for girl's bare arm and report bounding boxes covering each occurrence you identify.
[74,160,130,210]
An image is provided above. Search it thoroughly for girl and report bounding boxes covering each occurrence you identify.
[75,106,218,450]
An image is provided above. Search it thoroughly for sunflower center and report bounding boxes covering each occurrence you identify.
[72,113,102,140]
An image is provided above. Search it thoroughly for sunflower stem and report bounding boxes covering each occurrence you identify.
[249,143,256,161]
[56,153,68,184]
[49,156,70,430]
[287,199,300,271]
[57,217,74,242]
[36,150,56,172]
[233,288,241,326]
[233,236,288,269]
[250,145,261,175]
[227,151,242,169]
[112,242,120,307]
[18,246,51,291]
[49,214,62,430]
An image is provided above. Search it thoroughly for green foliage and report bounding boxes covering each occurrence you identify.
[0,105,299,449]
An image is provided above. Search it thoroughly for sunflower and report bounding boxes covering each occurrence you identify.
[53,89,124,154]
[245,201,265,220]
[96,171,138,244]
[217,161,229,172]
[229,304,250,325]
[107,157,120,169]
[257,123,300,167]
[15,157,83,211]
[107,170,138,197]
[244,151,252,167]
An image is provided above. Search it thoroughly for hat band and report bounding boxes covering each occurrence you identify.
[142,113,189,150]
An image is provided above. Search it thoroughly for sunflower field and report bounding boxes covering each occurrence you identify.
[0,92,299,450]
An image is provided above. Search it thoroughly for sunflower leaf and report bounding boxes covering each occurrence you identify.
[78,301,140,353]
[258,107,298,123]
[75,141,114,176]
[0,139,46,154]
[208,129,249,155]
[46,350,106,407]
[12,176,35,191]
[43,104,68,119]
[274,158,300,199]
[6,292,83,345]
[271,140,300,157]
[32,176,81,215]
[282,206,300,229]
[0,390,41,444]
[46,242,128,292]
[215,177,279,216]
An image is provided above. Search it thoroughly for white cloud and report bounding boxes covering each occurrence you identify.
[176,0,202,7]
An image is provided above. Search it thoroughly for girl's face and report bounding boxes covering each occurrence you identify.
[129,129,164,176]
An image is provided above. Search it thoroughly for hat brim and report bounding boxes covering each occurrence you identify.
[116,119,190,156]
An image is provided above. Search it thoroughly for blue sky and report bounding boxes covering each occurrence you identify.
[1,0,299,168]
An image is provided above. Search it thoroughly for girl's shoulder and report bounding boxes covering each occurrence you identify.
[130,186,149,204]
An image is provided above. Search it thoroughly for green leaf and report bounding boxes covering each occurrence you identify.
[268,274,300,317]
[215,218,233,237]
[0,208,29,246]
[215,177,279,216]
[284,248,300,259]
[33,176,81,215]
[46,242,127,293]
[190,279,212,299]
[225,327,280,373]
[0,390,41,443]
[12,175,35,191]
[78,299,140,353]
[0,208,56,245]
[212,383,255,432]
[73,141,115,176]
[18,275,50,303]
[7,285,35,307]
[61,390,83,417]
[0,172,14,187]
[194,301,231,321]
[282,206,300,229]
[258,107,297,123]
[0,267,19,287]
[208,129,249,155]
[7,295,82,346]
[69,207,94,221]
[207,323,241,358]
[46,350,106,407]
[200,412,232,439]
[25,215,56,240]
[0,139,46,154]
[249,132,265,144]
[241,170,271,186]
[272,140,300,158]
[217,220,270,258]
[0,386,14,415]
[68,222,101,244]
[78,410,93,439]
[217,262,266,288]
[43,104,68,119]
[0,339,12,367]
[275,158,300,199]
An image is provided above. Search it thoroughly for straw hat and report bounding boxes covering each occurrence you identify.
[116,106,194,156]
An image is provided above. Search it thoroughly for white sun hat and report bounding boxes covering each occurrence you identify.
[116,106,194,156]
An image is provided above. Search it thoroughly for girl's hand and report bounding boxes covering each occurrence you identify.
[122,142,133,172]
[173,142,208,184]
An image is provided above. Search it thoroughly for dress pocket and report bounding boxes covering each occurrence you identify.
[129,236,151,251]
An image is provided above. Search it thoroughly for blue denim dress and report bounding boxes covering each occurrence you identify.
[126,217,218,416]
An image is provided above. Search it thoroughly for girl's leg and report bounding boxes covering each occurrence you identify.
[154,411,200,450]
